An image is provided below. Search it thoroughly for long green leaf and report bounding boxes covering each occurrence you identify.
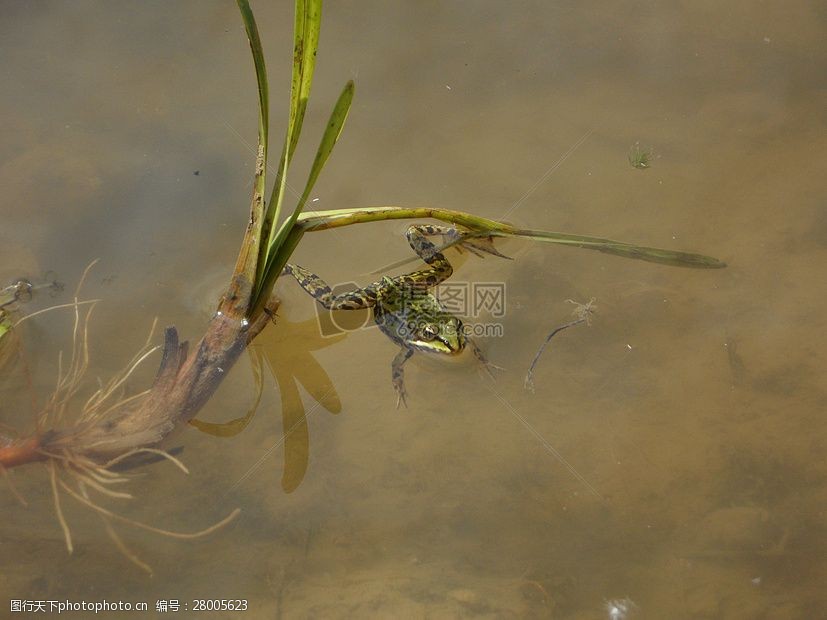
[502,228,726,268]
[294,206,726,269]
[252,225,306,315]
[287,0,321,163]
[236,0,268,197]
[258,0,323,284]
[231,0,271,289]
[289,80,354,226]
[259,80,355,292]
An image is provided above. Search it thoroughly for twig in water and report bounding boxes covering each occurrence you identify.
[525,298,596,392]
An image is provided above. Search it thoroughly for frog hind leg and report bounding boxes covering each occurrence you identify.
[391,225,456,291]
[282,264,377,310]
[391,346,415,408]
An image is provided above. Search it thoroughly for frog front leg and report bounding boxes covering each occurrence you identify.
[395,225,456,289]
[391,346,415,408]
[468,337,504,379]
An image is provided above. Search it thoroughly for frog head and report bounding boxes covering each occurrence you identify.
[407,314,465,355]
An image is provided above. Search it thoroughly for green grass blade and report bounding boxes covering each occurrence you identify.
[291,80,354,222]
[232,0,270,288]
[287,0,321,163]
[253,80,354,311]
[506,228,726,268]
[251,225,306,315]
[261,80,354,282]
[373,228,724,272]
[236,0,268,190]
[294,206,726,269]
[259,0,322,280]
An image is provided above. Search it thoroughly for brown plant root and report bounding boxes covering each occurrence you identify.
[35,313,242,569]
[47,447,241,573]
[0,261,259,570]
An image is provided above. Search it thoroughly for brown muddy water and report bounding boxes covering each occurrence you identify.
[1,1,825,618]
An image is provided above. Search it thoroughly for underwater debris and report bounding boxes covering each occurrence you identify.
[524,298,596,392]
[628,142,653,169]
[605,597,637,619]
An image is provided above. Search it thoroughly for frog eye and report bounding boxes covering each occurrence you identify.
[421,323,439,340]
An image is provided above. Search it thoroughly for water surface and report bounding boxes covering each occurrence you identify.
[1,1,825,618]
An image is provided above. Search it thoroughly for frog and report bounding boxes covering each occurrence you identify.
[281,224,506,407]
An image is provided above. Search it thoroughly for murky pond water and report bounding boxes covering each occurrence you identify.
[1,1,825,618]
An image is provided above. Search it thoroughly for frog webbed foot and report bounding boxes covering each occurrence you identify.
[412,224,510,261]
[391,347,414,409]
[445,228,511,260]
[394,379,408,409]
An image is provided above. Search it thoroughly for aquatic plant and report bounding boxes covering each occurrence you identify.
[628,142,653,169]
[0,0,724,567]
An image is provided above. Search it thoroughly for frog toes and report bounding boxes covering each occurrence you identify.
[395,386,408,409]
